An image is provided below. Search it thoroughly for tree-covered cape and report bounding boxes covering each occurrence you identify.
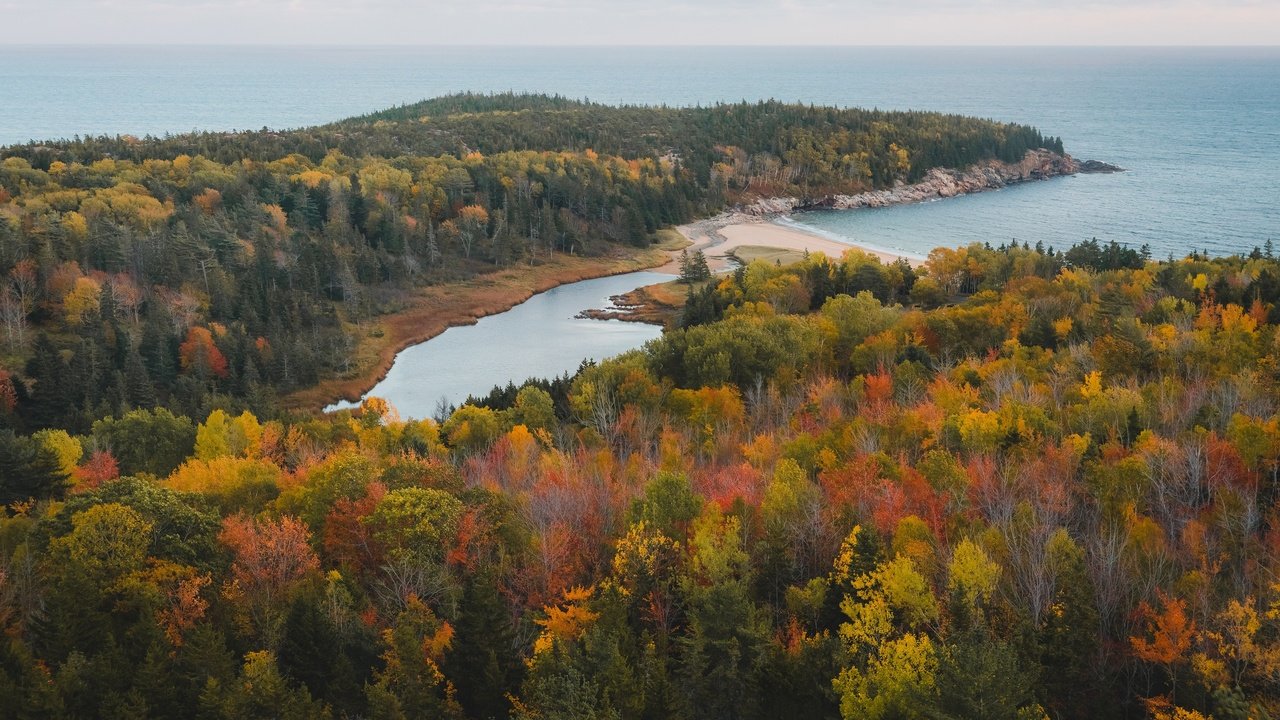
[0,94,1058,431]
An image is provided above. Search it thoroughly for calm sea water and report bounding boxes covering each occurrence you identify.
[327,272,667,416]
[2,45,1277,258]
[4,46,1277,414]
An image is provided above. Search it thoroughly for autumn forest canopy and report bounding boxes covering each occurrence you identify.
[3,94,1280,719]
[0,93,1061,432]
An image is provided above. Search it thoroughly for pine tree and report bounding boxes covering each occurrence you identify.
[1038,530,1100,719]
[278,597,355,710]
[927,626,1038,720]
[678,249,711,284]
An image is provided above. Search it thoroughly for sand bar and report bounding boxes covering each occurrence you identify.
[663,214,923,274]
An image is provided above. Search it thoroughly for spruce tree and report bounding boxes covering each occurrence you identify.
[123,348,156,409]
[690,250,711,282]
[0,429,69,504]
[24,334,71,429]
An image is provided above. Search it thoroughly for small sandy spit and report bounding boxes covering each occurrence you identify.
[666,212,919,274]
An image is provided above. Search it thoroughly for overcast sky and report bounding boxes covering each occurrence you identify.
[2,0,1277,45]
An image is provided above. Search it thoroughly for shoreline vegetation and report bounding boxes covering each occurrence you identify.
[312,148,1120,412]
[675,148,1123,273]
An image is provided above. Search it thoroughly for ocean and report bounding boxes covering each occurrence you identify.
[1,45,1277,259]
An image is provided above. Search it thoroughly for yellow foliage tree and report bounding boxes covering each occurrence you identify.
[62,211,88,240]
[50,503,152,584]
[533,585,599,655]
[195,409,264,460]
[947,538,1001,607]
[33,429,83,479]
[63,276,101,326]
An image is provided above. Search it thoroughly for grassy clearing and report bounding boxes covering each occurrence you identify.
[727,244,809,266]
[644,277,710,306]
[653,228,692,251]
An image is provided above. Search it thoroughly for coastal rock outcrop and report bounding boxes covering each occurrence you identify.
[735,149,1121,217]
[1077,159,1125,174]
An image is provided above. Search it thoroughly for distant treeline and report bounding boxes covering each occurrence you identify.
[10,93,1063,191]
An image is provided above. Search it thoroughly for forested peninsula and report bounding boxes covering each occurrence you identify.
[7,95,1280,720]
[0,93,1062,423]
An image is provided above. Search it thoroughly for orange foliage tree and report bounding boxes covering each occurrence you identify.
[1131,590,1197,701]
[179,326,229,379]
[218,515,320,644]
[72,449,120,491]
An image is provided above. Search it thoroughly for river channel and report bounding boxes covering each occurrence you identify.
[327,271,672,419]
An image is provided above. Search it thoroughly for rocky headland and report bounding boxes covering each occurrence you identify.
[735,149,1122,217]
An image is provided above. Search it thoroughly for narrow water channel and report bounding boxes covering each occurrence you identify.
[327,271,671,419]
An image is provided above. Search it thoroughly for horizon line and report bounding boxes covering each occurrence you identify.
[1,42,1278,49]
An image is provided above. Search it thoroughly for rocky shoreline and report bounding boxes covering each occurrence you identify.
[585,150,1121,333]
[734,149,1122,217]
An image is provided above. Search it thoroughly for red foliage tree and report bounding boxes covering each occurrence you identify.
[1131,590,1197,700]
[178,326,229,379]
[693,462,763,512]
[0,369,17,414]
[322,481,387,574]
[219,515,319,641]
[73,450,120,491]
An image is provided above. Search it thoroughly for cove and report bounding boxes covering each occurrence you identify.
[328,271,671,419]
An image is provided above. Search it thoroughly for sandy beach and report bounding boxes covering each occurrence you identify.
[662,213,923,274]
